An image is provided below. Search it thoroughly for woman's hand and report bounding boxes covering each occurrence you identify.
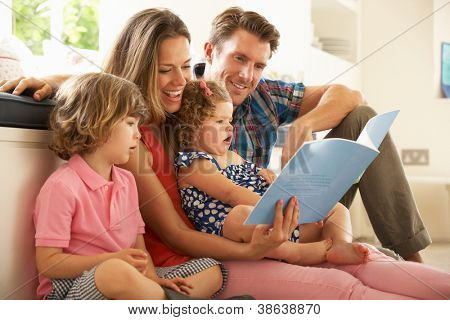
[156,277,194,295]
[0,75,61,100]
[248,196,299,259]
[258,169,277,185]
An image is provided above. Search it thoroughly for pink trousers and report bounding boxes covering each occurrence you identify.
[216,248,450,300]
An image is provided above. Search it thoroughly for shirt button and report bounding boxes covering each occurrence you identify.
[104,186,109,191]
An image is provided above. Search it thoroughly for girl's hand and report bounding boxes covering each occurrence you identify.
[0,76,53,101]
[258,169,277,184]
[249,196,299,259]
[112,248,148,273]
[156,277,194,295]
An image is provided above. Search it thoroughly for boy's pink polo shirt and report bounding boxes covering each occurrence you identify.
[33,154,145,299]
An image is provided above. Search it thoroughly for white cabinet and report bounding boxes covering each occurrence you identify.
[0,127,62,299]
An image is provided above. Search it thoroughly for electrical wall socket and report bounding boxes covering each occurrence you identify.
[401,149,429,165]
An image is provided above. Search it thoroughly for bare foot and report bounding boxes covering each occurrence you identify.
[326,242,369,265]
[404,252,423,263]
[287,239,333,266]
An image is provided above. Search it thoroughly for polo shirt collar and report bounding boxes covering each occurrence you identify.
[68,154,126,191]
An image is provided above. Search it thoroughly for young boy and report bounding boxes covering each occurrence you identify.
[34,72,195,299]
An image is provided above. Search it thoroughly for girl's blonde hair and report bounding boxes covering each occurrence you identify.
[103,8,190,126]
[173,80,231,152]
[49,72,148,160]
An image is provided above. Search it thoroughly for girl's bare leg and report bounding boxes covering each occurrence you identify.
[296,223,323,243]
[320,204,369,265]
[272,240,332,265]
[223,205,332,265]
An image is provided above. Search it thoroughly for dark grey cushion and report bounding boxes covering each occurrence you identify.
[0,92,54,130]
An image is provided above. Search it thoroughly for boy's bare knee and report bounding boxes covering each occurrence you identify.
[190,265,223,298]
[205,265,223,291]
[95,258,138,296]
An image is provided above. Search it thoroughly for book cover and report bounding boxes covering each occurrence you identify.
[245,110,400,225]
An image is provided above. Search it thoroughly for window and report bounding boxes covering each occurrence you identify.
[12,0,51,55]
[12,0,99,55]
[5,0,101,76]
[62,0,99,51]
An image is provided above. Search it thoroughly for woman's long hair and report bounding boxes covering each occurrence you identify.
[103,8,191,154]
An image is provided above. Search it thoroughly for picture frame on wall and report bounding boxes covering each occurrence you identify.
[441,42,450,98]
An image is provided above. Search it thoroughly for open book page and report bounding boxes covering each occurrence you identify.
[245,110,399,225]
[356,110,400,149]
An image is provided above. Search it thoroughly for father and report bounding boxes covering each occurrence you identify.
[196,7,430,262]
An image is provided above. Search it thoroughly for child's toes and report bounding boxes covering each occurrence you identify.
[355,243,369,261]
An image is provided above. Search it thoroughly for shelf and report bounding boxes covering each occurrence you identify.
[311,0,359,63]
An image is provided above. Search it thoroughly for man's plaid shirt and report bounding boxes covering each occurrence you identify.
[230,78,305,168]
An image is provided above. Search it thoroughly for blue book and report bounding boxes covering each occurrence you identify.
[245,110,400,225]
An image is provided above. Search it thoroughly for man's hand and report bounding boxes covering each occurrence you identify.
[0,74,70,100]
[281,120,313,168]
[258,169,277,184]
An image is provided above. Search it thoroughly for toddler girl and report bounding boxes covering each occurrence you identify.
[173,80,369,266]
[34,72,201,300]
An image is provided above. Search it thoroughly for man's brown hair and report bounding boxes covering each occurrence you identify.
[209,7,280,56]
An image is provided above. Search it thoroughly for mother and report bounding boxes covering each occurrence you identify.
[2,8,449,299]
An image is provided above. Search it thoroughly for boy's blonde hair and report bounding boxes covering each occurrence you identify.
[173,80,231,152]
[49,72,149,160]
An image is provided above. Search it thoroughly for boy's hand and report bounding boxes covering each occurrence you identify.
[112,248,148,273]
[156,277,194,295]
[258,169,277,185]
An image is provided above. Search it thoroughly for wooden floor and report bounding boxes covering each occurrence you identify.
[421,242,450,272]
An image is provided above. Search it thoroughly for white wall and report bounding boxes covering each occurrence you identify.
[98,0,449,178]
[99,0,239,64]
[98,0,310,81]
[0,0,12,36]
[360,0,450,178]
[350,0,450,242]
[433,0,450,97]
